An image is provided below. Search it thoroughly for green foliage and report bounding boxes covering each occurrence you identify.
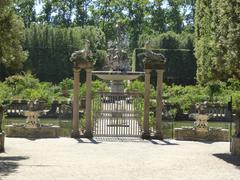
[195,0,240,84]
[24,24,106,83]
[59,78,73,97]
[133,48,196,85]
[15,0,36,27]
[20,82,60,103]
[163,82,240,112]
[151,31,180,49]
[80,80,109,98]
[59,78,73,91]
[4,73,60,103]
[0,82,12,105]
[227,78,240,91]
[0,0,28,69]
[206,81,224,102]
[5,73,39,95]
[138,31,194,52]
[163,84,208,112]
[126,80,156,98]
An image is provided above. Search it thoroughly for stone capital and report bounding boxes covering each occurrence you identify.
[73,67,81,73]
[144,69,152,74]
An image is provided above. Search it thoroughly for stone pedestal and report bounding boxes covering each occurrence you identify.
[111,80,124,93]
[72,68,80,138]
[174,127,229,141]
[142,69,151,139]
[0,132,5,152]
[5,125,60,138]
[231,137,240,156]
[84,68,93,138]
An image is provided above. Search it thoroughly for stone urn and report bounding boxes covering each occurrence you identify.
[24,100,46,128]
[175,102,229,141]
[6,100,60,138]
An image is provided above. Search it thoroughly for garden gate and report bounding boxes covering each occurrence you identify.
[92,92,143,137]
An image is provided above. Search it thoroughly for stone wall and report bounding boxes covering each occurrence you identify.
[6,125,59,138]
[175,128,229,141]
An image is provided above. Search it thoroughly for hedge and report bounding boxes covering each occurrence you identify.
[132,48,196,85]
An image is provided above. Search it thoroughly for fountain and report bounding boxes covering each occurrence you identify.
[6,101,60,138]
[175,102,229,141]
[93,22,144,92]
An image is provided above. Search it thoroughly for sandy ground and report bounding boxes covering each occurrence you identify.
[0,137,240,180]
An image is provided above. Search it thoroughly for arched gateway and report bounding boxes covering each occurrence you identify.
[70,39,166,139]
[70,23,166,139]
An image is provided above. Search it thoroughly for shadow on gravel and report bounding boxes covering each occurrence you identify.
[76,137,179,145]
[148,139,179,145]
[0,156,29,177]
[76,138,102,144]
[93,137,145,143]
[213,153,240,169]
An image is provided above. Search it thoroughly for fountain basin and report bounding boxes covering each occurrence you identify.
[93,71,144,81]
[5,125,60,138]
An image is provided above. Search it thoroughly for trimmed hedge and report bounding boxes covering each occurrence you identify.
[132,48,196,85]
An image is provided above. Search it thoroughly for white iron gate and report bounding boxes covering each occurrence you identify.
[93,92,143,137]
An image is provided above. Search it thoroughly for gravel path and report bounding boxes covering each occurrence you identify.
[0,137,240,180]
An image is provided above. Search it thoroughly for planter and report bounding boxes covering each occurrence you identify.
[231,136,240,156]
[5,125,60,138]
[0,132,4,152]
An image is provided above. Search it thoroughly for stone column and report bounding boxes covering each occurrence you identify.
[71,67,80,138]
[84,68,93,138]
[142,69,151,139]
[155,69,164,140]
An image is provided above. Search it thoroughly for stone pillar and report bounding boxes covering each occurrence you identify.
[142,69,151,139]
[84,68,93,138]
[155,69,164,139]
[71,67,80,138]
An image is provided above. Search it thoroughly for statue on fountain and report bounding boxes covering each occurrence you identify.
[70,39,94,68]
[193,102,210,132]
[138,41,166,64]
[24,101,45,128]
[105,21,130,72]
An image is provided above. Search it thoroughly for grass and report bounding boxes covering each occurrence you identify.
[2,118,235,138]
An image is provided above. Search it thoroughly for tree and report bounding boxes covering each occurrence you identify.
[0,0,27,70]
[24,24,106,83]
[15,0,36,27]
[148,0,166,33]
[38,0,53,23]
[166,0,183,33]
[195,0,240,84]
[74,0,90,26]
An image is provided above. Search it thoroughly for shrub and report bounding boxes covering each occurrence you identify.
[0,82,12,105]
[80,80,109,98]
[59,78,73,97]
[5,72,39,95]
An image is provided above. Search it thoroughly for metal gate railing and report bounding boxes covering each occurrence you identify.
[92,92,143,137]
